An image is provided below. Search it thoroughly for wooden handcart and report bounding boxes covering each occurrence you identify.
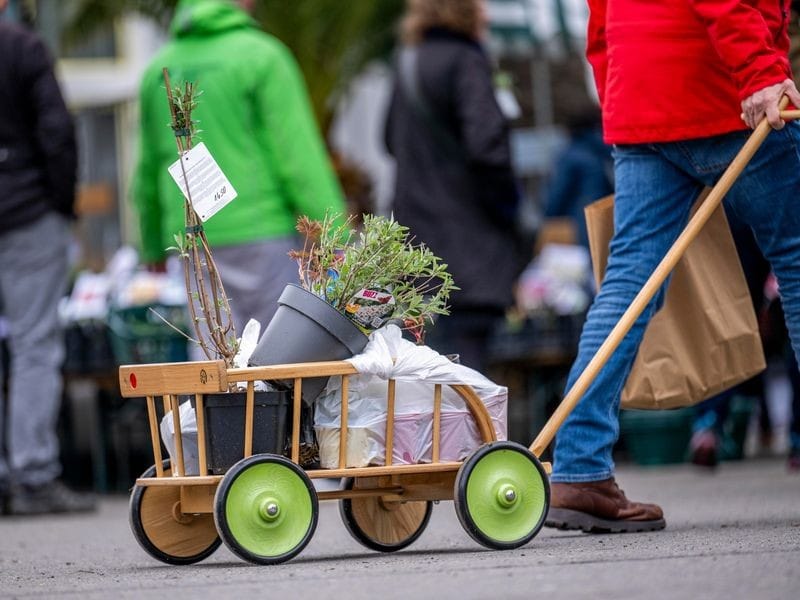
[119,359,552,565]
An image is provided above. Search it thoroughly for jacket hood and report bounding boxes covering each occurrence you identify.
[170,0,255,38]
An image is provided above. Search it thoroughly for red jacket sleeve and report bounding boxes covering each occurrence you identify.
[688,0,791,100]
[586,0,608,105]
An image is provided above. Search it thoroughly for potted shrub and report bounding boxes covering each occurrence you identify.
[249,212,457,402]
[159,76,456,470]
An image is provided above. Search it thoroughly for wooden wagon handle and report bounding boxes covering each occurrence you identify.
[530,97,790,458]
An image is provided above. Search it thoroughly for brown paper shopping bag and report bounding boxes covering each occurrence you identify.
[584,193,766,410]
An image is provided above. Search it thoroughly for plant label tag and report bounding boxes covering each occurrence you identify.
[345,288,396,331]
[168,142,237,221]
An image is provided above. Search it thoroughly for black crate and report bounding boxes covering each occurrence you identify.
[200,391,289,475]
[63,320,116,375]
[488,312,584,365]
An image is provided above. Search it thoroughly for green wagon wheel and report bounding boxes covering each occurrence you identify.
[213,454,318,565]
[339,477,433,552]
[454,441,550,550]
[129,461,221,565]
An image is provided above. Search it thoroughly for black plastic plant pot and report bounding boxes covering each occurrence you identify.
[248,284,369,405]
[199,391,289,475]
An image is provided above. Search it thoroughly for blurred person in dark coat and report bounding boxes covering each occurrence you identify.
[384,0,526,373]
[0,0,93,515]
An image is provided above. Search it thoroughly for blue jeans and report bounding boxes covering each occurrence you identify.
[552,124,800,482]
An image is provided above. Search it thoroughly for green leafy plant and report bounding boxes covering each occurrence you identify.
[290,213,457,343]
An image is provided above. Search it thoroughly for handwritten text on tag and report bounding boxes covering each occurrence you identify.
[168,142,237,222]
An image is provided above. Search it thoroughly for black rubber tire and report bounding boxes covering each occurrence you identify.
[454,441,550,550]
[213,454,318,565]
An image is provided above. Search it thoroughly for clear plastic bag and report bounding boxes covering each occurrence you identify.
[159,401,200,476]
[315,325,507,467]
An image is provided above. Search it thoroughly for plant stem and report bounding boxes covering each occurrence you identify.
[163,69,238,368]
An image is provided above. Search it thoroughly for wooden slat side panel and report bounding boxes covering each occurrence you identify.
[169,395,185,477]
[305,461,462,480]
[195,394,208,476]
[450,384,496,443]
[227,361,358,382]
[243,381,254,458]
[119,360,227,397]
[317,471,457,503]
[291,379,302,464]
[136,475,223,487]
[339,376,349,469]
[145,396,164,477]
[385,379,396,466]
[432,384,442,463]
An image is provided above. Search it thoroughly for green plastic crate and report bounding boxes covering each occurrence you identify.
[619,407,694,465]
[107,304,189,365]
[721,396,755,461]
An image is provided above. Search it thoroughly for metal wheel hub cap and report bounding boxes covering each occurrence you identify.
[258,498,281,522]
[496,483,518,508]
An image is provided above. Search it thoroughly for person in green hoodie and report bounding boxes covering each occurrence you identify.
[132,0,346,334]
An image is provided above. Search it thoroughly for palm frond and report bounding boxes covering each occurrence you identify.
[63,0,177,48]
[62,0,403,130]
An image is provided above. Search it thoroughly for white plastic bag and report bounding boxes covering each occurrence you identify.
[315,324,507,467]
[159,401,200,476]
[231,319,273,391]
[233,318,261,368]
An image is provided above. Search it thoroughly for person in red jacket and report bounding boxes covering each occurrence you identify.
[545,0,800,533]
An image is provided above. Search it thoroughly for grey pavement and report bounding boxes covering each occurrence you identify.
[0,456,798,600]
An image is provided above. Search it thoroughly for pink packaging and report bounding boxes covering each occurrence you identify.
[388,393,507,465]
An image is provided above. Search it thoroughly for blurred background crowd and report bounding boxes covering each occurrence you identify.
[0,0,797,512]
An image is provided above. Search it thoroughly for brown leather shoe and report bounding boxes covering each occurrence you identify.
[545,477,665,533]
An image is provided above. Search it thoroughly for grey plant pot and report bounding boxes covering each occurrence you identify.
[248,284,369,404]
